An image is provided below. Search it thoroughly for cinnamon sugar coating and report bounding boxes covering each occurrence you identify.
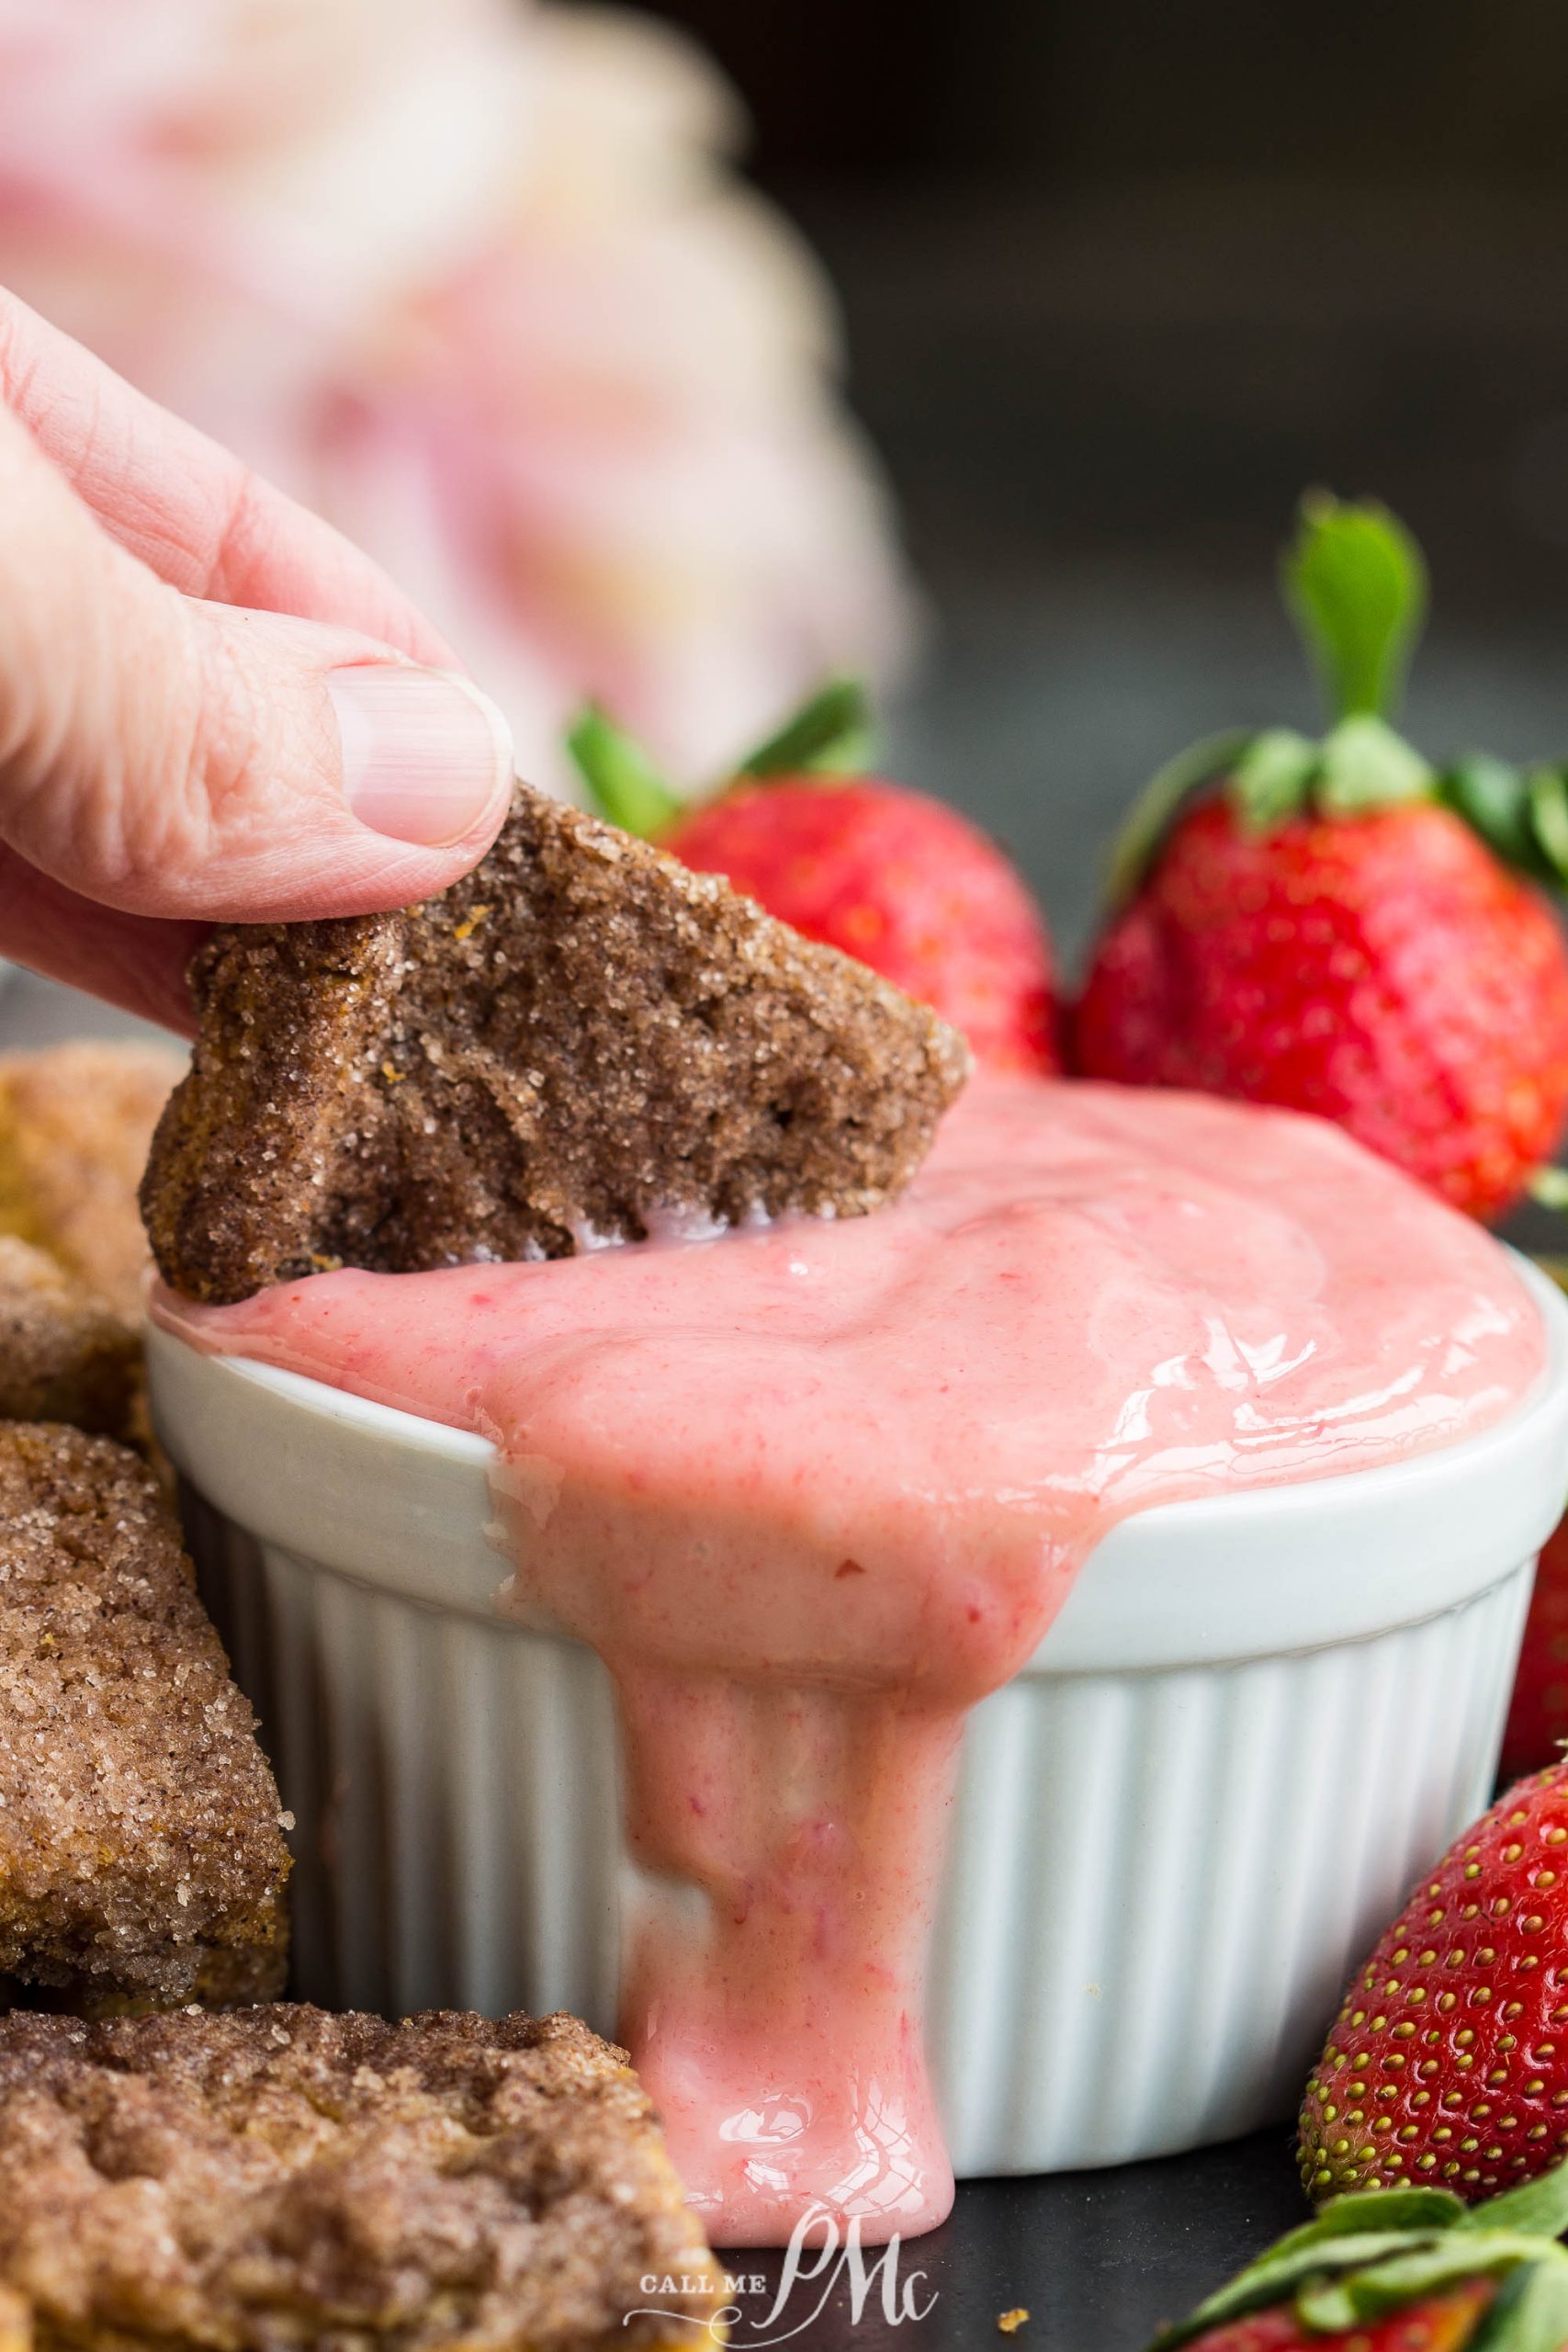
[0,1424,288,2010]
[0,1240,140,1441]
[0,2005,720,2352]
[0,1046,183,1318]
[141,787,969,1303]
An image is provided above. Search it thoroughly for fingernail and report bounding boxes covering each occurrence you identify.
[328,666,513,847]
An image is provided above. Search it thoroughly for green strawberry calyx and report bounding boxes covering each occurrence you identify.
[565,677,874,839]
[564,702,683,839]
[1286,487,1427,727]
[1147,2155,1568,2349]
[730,675,875,782]
[1107,492,1568,904]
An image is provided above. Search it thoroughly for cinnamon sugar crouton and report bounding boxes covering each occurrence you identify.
[0,2005,721,2352]
[0,1240,140,1441]
[0,1044,183,1318]
[0,1424,288,2012]
[141,786,969,1304]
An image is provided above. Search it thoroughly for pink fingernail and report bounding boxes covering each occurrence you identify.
[328,666,513,847]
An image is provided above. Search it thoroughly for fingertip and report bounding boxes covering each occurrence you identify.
[327,666,514,850]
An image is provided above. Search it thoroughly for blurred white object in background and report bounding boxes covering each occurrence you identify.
[0,0,913,789]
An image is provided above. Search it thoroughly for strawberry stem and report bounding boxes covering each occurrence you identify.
[1105,729,1256,901]
[1145,2154,1568,2351]
[1528,1167,1568,1214]
[1529,766,1568,879]
[1436,757,1568,887]
[1460,2159,1568,2244]
[1283,491,1429,725]
[565,704,683,840]
[1314,716,1434,815]
[1440,754,1549,876]
[1468,2257,1568,2351]
[1229,729,1318,831]
[1100,492,1568,899]
[733,676,874,781]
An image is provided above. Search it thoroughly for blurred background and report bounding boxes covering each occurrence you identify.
[7,0,1568,1023]
[638,0,1568,963]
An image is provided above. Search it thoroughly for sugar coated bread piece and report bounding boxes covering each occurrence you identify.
[0,2004,722,2352]
[0,1043,183,1317]
[141,786,969,1304]
[0,1238,141,1440]
[0,1423,288,2009]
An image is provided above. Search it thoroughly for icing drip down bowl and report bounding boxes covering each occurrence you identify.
[149,1080,1568,2245]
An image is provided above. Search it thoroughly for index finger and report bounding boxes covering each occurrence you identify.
[0,288,457,667]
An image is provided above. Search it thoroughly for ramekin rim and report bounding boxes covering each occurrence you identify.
[145,1247,1568,1538]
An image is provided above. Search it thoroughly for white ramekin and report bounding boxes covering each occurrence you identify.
[148,1253,1568,2180]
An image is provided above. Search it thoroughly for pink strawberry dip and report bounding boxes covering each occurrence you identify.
[154,1078,1546,2246]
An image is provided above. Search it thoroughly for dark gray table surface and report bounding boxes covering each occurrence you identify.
[722,2130,1307,2350]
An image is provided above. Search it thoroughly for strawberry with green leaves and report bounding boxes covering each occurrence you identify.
[1146,2156,1568,2350]
[1299,1762,1568,2213]
[565,683,1058,1076]
[1073,496,1568,1221]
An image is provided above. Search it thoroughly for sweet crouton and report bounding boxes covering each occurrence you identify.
[0,2005,721,2351]
[0,1238,139,1440]
[0,1044,181,1317]
[0,1422,288,2009]
[142,787,968,1303]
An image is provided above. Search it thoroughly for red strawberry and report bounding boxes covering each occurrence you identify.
[566,684,1057,1076]
[1500,1261,1568,1782]
[1299,1763,1568,2207]
[1145,2158,1568,2350]
[1504,1515,1568,1785]
[1073,496,1568,1222]
[1074,793,1568,1219]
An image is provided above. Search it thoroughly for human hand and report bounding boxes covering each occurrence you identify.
[0,291,514,1033]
